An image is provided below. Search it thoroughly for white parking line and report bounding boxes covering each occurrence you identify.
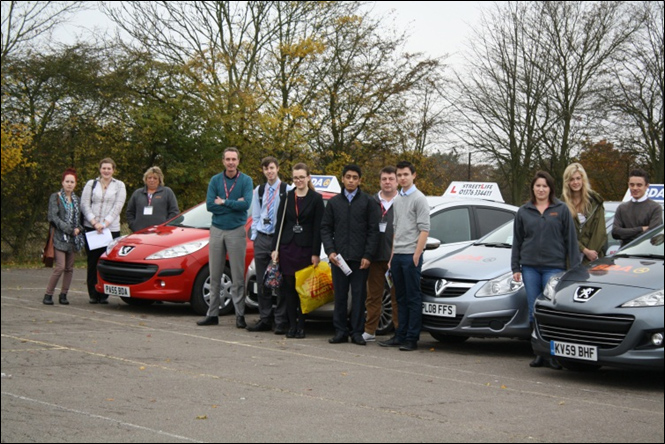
[1,391,204,443]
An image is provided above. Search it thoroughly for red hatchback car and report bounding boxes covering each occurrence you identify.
[96,185,340,316]
[96,202,254,316]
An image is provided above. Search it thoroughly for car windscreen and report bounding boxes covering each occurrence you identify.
[615,226,664,258]
[475,220,514,246]
[167,203,212,229]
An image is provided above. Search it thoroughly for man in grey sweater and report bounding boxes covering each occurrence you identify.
[612,169,663,247]
[379,161,430,351]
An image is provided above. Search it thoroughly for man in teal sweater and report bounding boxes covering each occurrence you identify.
[197,147,253,328]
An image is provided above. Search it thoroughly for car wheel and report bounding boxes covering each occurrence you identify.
[120,297,155,306]
[429,332,469,343]
[190,264,234,316]
[560,360,601,372]
[375,284,395,336]
[245,274,259,310]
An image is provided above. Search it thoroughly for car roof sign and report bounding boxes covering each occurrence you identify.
[622,184,664,204]
[443,181,504,203]
[311,175,341,194]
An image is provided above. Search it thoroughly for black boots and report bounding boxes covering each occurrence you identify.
[44,293,69,305]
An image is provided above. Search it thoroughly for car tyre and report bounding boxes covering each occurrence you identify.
[430,332,469,343]
[191,264,235,316]
[375,283,395,336]
[120,297,155,306]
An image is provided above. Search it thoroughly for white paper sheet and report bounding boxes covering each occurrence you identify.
[85,228,113,250]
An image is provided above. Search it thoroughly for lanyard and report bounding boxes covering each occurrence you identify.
[224,172,241,199]
[294,191,303,225]
[147,193,153,206]
[380,202,389,219]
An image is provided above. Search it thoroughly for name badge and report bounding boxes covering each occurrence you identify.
[293,225,303,233]
[379,222,387,233]
[143,206,154,215]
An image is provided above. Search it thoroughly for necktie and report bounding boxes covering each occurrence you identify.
[266,186,275,231]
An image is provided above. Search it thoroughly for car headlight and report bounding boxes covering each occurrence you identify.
[145,240,209,259]
[476,271,523,297]
[542,275,562,301]
[621,289,664,307]
[106,235,127,255]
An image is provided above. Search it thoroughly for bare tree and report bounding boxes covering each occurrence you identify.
[536,1,639,187]
[1,1,85,64]
[453,1,553,204]
[605,1,663,183]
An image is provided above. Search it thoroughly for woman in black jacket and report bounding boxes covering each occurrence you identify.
[271,163,325,338]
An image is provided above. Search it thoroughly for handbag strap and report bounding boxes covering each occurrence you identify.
[275,191,289,249]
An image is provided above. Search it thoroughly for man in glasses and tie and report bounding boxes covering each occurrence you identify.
[247,157,293,333]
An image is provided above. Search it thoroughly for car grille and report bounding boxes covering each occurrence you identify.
[421,276,475,298]
[535,307,634,349]
[98,260,158,285]
[423,314,464,329]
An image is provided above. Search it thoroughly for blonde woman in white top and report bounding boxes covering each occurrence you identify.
[81,158,127,304]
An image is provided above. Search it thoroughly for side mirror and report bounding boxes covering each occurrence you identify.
[425,237,441,250]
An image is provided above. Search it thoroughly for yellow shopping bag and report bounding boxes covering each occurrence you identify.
[295,262,335,314]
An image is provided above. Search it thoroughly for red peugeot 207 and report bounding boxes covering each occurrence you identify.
[96,177,341,316]
[95,201,255,316]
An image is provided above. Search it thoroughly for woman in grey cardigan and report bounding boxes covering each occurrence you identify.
[44,168,84,305]
[126,166,180,232]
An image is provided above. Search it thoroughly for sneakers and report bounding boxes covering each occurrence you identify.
[361,332,376,342]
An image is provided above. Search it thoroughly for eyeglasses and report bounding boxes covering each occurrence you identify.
[292,176,308,181]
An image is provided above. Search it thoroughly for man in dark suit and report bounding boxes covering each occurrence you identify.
[321,165,380,345]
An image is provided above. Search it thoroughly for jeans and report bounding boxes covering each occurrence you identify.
[391,253,423,343]
[522,266,564,322]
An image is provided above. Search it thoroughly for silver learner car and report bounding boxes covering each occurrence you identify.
[420,220,529,342]
[532,225,664,371]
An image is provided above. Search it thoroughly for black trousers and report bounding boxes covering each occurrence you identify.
[84,227,120,300]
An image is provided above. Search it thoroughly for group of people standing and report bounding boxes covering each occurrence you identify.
[512,165,662,369]
[44,158,179,305]
[196,149,431,351]
[45,151,661,366]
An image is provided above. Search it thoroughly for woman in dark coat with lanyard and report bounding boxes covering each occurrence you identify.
[271,163,325,338]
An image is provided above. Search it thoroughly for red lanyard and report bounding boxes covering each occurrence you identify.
[294,191,302,224]
[380,202,389,219]
[147,193,153,206]
[224,172,241,199]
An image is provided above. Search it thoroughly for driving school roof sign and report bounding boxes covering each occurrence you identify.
[311,175,341,193]
[443,182,504,202]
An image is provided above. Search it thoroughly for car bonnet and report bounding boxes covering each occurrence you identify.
[422,244,511,280]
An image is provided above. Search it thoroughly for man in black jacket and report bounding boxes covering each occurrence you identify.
[321,165,380,345]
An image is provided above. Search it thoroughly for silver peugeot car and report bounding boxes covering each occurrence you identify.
[531,225,664,371]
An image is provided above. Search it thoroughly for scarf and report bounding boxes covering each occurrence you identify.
[59,189,84,251]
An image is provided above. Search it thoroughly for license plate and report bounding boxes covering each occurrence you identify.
[550,341,598,361]
[422,302,456,317]
[104,284,130,297]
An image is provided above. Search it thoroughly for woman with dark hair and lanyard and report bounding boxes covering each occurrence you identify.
[271,163,325,338]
